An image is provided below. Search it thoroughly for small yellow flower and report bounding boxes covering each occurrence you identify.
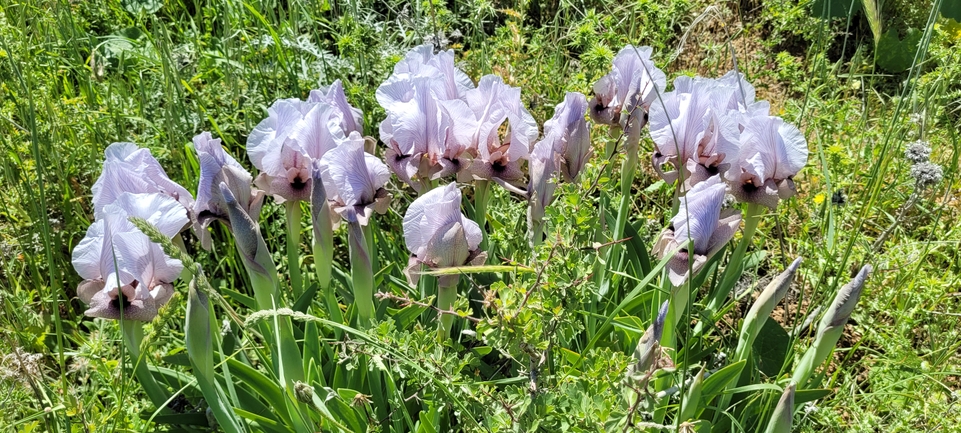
[814,193,826,205]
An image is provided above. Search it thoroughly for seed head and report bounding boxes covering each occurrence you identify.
[909,162,943,188]
[904,141,931,164]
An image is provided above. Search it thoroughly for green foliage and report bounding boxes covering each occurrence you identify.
[1,0,960,432]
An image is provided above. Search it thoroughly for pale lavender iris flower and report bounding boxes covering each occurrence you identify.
[653,176,742,286]
[724,115,808,209]
[402,183,486,286]
[377,45,476,192]
[247,98,344,202]
[528,92,591,239]
[590,45,667,150]
[319,132,392,226]
[192,132,265,249]
[91,143,194,219]
[72,192,189,321]
[461,75,539,190]
[378,76,475,192]
[649,76,740,188]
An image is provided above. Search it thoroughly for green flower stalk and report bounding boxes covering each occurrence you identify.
[715,257,801,421]
[763,382,796,433]
[347,221,375,326]
[120,320,172,413]
[310,161,334,290]
[791,265,872,388]
[220,183,305,385]
[473,179,491,251]
[285,201,304,299]
[185,270,246,433]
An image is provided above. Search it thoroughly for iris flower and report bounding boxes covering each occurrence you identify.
[590,45,667,149]
[460,75,539,190]
[724,115,808,209]
[653,176,742,286]
[648,75,741,188]
[319,132,392,226]
[92,143,193,219]
[377,44,476,192]
[378,76,476,192]
[402,183,486,287]
[247,98,345,202]
[72,192,189,321]
[192,132,265,249]
[528,92,591,242]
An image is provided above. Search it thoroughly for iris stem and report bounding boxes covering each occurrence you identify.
[474,180,491,253]
[285,201,303,300]
[348,221,375,327]
[120,320,171,413]
[437,282,457,342]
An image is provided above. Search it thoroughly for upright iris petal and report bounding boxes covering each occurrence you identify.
[402,183,486,287]
[724,115,808,209]
[461,75,539,188]
[308,79,364,136]
[319,132,392,226]
[247,98,344,202]
[192,132,265,249]
[653,176,742,286]
[648,75,740,188]
[92,143,194,219]
[72,192,189,321]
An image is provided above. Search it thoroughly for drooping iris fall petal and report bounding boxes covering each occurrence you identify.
[653,176,742,286]
[72,192,188,322]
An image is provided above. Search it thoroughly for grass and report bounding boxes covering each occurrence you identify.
[1,0,959,431]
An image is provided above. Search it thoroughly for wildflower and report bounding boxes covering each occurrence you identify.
[376,45,477,192]
[247,98,344,202]
[378,75,475,192]
[192,132,265,250]
[590,45,667,148]
[460,75,539,190]
[904,140,931,164]
[72,192,189,321]
[653,176,742,286]
[910,162,943,188]
[724,115,808,209]
[402,183,486,287]
[649,75,740,188]
[319,132,392,226]
[92,143,194,219]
